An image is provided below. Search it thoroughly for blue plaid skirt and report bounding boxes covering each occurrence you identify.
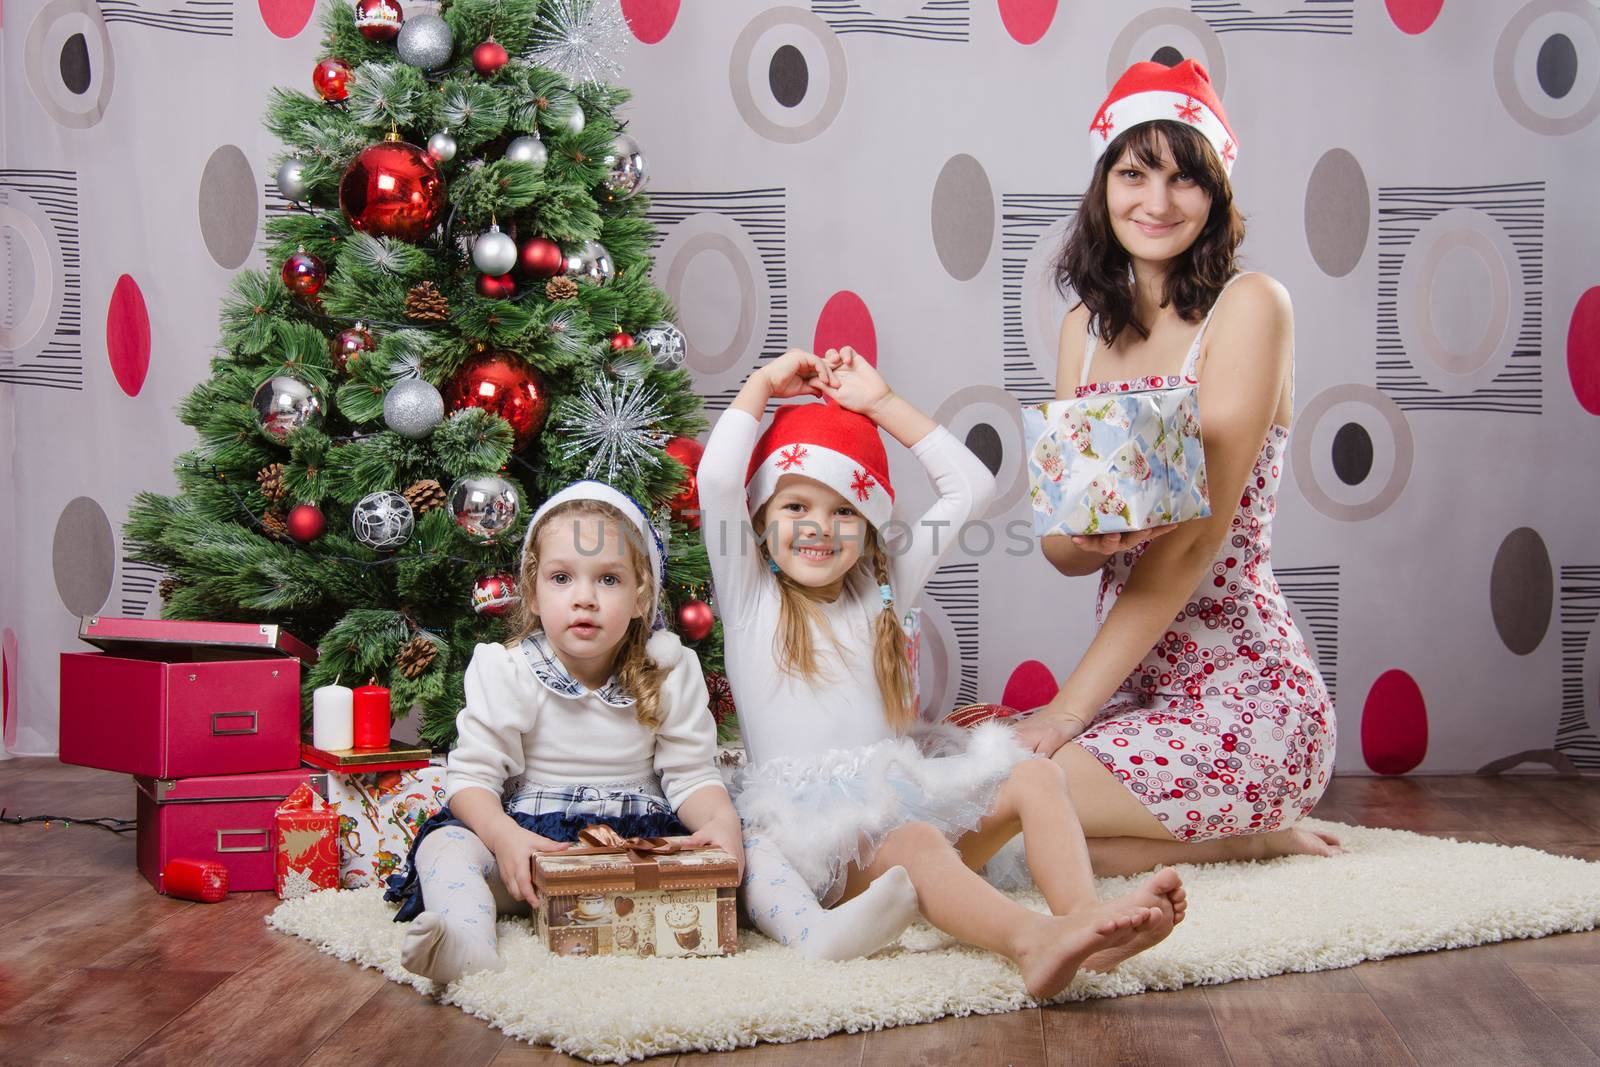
[384,778,687,922]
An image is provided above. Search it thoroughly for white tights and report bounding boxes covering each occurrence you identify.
[739,832,920,961]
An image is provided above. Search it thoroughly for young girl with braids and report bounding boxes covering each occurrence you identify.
[698,348,1185,995]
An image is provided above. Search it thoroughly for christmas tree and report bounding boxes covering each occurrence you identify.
[125,0,733,747]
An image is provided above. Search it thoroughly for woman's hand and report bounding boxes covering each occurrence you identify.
[486,825,571,907]
[1011,710,1089,757]
[1069,524,1179,556]
[815,346,893,416]
[762,348,837,400]
[682,812,746,881]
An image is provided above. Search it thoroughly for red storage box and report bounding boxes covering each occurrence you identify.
[60,616,316,779]
[136,769,327,893]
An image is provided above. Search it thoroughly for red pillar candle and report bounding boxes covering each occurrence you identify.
[164,858,229,902]
[352,681,391,750]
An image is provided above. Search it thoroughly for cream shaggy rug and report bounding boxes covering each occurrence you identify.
[267,819,1600,1063]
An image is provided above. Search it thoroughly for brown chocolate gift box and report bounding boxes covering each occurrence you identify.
[532,826,740,959]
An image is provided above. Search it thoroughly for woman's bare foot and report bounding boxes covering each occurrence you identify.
[1253,826,1344,860]
[1081,867,1184,973]
[1012,904,1158,999]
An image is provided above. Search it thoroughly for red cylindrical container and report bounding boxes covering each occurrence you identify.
[164,858,229,902]
[352,682,391,750]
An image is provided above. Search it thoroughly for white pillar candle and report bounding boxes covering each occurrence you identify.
[312,683,354,750]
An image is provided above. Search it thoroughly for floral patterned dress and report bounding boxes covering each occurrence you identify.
[1069,285,1337,842]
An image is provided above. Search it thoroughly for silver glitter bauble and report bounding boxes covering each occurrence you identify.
[251,374,325,442]
[351,491,414,550]
[472,225,519,276]
[447,474,521,541]
[504,134,547,169]
[396,12,453,70]
[563,240,614,286]
[600,134,645,201]
[564,101,586,135]
[639,321,687,367]
[426,131,457,163]
[275,158,309,201]
[383,378,444,439]
[545,92,585,136]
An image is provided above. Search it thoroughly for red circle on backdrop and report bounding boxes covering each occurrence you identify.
[1001,660,1058,712]
[2,628,16,751]
[998,0,1058,45]
[1360,668,1429,775]
[1385,0,1444,34]
[621,0,679,44]
[813,290,877,366]
[106,274,151,397]
[1567,286,1600,416]
[260,0,316,37]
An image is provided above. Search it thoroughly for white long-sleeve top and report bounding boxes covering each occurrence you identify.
[444,636,724,811]
[698,408,997,769]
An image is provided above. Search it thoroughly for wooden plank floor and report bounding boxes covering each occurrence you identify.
[2,759,1598,1066]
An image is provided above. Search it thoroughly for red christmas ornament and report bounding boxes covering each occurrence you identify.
[339,137,447,243]
[471,573,519,616]
[330,324,374,373]
[476,272,517,299]
[287,503,326,543]
[312,58,352,102]
[444,352,550,451]
[354,0,403,41]
[610,332,635,352]
[472,39,509,75]
[677,598,714,643]
[517,236,565,279]
[281,249,327,296]
[664,435,705,530]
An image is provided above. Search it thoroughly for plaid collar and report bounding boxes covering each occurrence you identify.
[519,631,635,708]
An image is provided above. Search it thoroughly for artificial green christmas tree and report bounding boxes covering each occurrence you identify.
[125,0,731,747]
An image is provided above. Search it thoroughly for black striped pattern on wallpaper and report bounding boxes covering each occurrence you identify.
[0,170,83,391]
[99,0,235,37]
[923,560,980,709]
[1190,0,1354,36]
[1276,563,1340,702]
[1557,564,1600,769]
[811,0,969,42]
[1000,192,1080,406]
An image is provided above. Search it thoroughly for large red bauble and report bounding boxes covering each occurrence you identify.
[330,324,374,372]
[339,140,446,242]
[517,236,565,279]
[472,39,509,75]
[312,58,352,102]
[444,352,549,451]
[677,598,714,643]
[287,504,326,543]
[354,0,403,41]
[476,273,517,299]
[610,332,635,352]
[664,435,705,529]
[281,250,327,296]
[471,572,518,616]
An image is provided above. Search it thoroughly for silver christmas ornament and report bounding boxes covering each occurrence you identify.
[472,225,519,275]
[351,491,415,550]
[639,321,687,367]
[383,378,444,438]
[600,134,645,201]
[504,134,548,169]
[563,100,586,135]
[564,240,614,286]
[447,474,521,541]
[275,158,309,201]
[426,131,457,163]
[396,12,453,70]
[252,374,325,442]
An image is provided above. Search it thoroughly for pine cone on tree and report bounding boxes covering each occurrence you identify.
[157,577,185,601]
[545,276,579,302]
[405,281,450,321]
[260,511,291,542]
[403,478,446,515]
[397,634,438,679]
[257,463,287,502]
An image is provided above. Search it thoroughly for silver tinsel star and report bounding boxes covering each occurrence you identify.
[557,376,669,482]
[529,0,630,84]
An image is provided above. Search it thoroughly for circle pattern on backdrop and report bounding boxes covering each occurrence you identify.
[1386,0,1445,34]
[1490,527,1553,655]
[0,193,65,355]
[1362,669,1429,774]
[930,154,996,282]
[1,628,15,750]
[932,386,1029,519]
[52,497,116,617]
[198,145,260,270]
[1396,208,1523,392]
[24,0,116,129]
[997,0,1058,45]
[1494,0,1600,135]
[1290,384,1414,521]
[914,600,959,721]
[259,0,317,38]
[655,212,768,396]
[621,0,680,44]
[1304,148,1370,278]
[729,8,847,143]
[1567,285,1600,414]
[106,274,151,397]
[1106,8,1227,97]
[813,291,876,365]
[1002,660,1058,712]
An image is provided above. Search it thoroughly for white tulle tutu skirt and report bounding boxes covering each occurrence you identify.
[731,721,1030,905]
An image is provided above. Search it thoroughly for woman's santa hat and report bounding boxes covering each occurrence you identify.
[1089,59,1239,176]
[745,400,895,531]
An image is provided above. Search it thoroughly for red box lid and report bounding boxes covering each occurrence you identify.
[78,616,317,665]
[136,768,326,804]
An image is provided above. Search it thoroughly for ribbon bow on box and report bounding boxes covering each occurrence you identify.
[559,824,688,891]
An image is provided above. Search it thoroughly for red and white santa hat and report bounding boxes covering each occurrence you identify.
[745,400,895,530]
[1088,59,1239,176]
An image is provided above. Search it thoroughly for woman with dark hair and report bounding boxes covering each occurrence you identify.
[1014,59,1341,878]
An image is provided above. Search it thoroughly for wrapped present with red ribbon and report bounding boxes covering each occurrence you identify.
[274,782,339,899]
[532,825,740,959]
